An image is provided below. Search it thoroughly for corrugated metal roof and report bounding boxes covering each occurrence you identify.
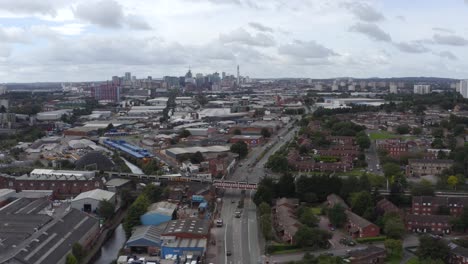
[72,189,115,202]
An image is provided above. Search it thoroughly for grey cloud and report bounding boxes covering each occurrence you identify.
[0,44,12,58]
[0,27,29,43]
[394,41,429,53]
[434,51,457,60]
[349,23,392,42]
[432,33,468,46]
[248,22,274,33]
[219,28,275,47]
[278,40,337,59]
[73,0,151,30]
[432,27,454,33]
[343,2,385,22]
[126,15,152,30]
[0,0,67,16]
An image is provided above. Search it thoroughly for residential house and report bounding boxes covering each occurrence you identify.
[376,198,403,217]
[273,198,300,244]
[376,139,408,158]
[326,194,349,210]
[406,159,453,176]
[450,244,468,264]
[412,196,468,217]
[406,214,452,235]
[347,246,386,264]
[346,210,380,238]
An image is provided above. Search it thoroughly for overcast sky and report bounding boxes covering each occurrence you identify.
[1,0,468,82]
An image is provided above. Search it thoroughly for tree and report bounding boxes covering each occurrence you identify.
[142,184,162,203]
[454,124,466,136]
[253,184,274,205]
[328,204,347,228]
[396,124,410,134]
[179,129,191,138]
[448,175,459,190]
[299,209,319,227]
[230,141,248,158]
[72,243,85,263]
[259,202,271,216]
[410,179,435,196]
[384,239,403,259]
[106,123,114,131]
[123,194,150,237]
[383,163,402,179]
[356,131,371,150]
[416,235,450,263]
[261,128,271,138]
[294,226,331,248]
[277,173,295,197]
[190,151,204,164]
[384,216,405,239]
[260,214,272,240]
[66,254,78,264]
[432,127,444,138]
[350,191,373,216]
[0,105,6,113]
[97,199,116,220]
[266,154,289,173]
[431,138,444,148]
[412,127,422,135]
[233,129,242,135]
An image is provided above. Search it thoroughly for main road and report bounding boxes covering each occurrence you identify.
[210,119,300,264]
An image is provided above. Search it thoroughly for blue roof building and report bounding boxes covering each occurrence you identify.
[140,201,177,226]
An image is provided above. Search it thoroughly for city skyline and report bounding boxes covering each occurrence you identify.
[1,0,468,82]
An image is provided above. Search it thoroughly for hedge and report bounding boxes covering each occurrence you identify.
[267,244,300,254]
[356,236,387,243]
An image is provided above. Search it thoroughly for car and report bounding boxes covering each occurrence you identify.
[226,251,232,256]
[216,219,223,227]
[329,226,335,231]
[235,210,242,218]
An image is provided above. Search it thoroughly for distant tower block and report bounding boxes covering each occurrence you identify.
[237,65,240,85]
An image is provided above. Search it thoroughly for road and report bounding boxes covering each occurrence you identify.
[208,118,300,264]
[365,130,381,175]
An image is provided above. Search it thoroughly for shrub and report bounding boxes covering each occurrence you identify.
[356,236,387,243]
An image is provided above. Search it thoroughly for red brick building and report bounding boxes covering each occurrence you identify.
[376,139,408,158]
[376,198,403,217]
[451,245,468,264]
[287,150,354,173]
[0,170,104,198]
[273,198,300,244]
[406,214,452,235]
[90,81,120,103]
[326,136,356,145]
[229,135,264,147]
[346,210,380,238]
[412,196,468,217]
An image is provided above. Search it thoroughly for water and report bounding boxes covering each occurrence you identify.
[121,157,144,174]
[92,224,126,264]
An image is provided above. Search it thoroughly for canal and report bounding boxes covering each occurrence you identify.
[92,224,126,264]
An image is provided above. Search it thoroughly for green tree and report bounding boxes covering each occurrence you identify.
[253,184,274,205]
[277,173,295,197]
[384,216,405,239]
[384,239,403,259]
[383,163,402,179]
[350,191,373,216]
[454,124,466,136]
[396,124,410,134]
[179,129,191,138]
[190,151,204,164]
[260,214,272,240]
[123,194,150,237]
[230,141,249,158]
[416,235,450,263]
[97,199,115,220]
[72,243,85,263]
[410,179,435,196]
[266,154,289,173]
[261,128,271,138]
[356,131,371,150]
[233,129,242,135]
[142,184,162,203]
[432,127,444,138]
[412,127,422,135]
[66,254,78,264]
[448,175,459,190]
[106,123,114,131]
[299,209,319,227]
[327,204,347,228]
[259,202,271,216]
[294,226,331,248]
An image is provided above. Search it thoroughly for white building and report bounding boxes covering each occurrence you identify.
[36,109,73,121]
[147,97,169,106]
[30,169,95,178]
[71,189,116,213]
[413,84,431,95]
[389,83,398,94]
[460,80,468,98]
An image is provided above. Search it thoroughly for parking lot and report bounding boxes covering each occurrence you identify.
[318,216,355,250]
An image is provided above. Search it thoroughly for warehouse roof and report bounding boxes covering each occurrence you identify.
[165,145,229,155]
[72,189,115,202]
[126,223,168,247]
[162,219,210,237]
[145,201,178,216]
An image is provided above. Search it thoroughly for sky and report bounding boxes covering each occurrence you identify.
[1,0,468,82]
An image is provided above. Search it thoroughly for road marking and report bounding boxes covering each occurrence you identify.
[248,190,252,252]
[224,216,228,264]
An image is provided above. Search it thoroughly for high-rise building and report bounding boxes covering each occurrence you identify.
[91,82,120,103]
[222,72,226,80]
[237,65,240,85]
[413,84,431,95]
[124,72,131,81]
[460,80,468,98]
[389,83,398,94]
